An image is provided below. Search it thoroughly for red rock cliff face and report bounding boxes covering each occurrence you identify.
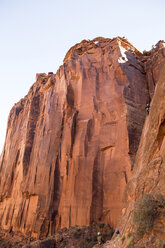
[0,37,149,238]
[118,41,165,239]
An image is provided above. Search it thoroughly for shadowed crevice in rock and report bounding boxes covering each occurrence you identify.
[48,155,62,234]
[8,149,20,196]
[101,145,114,151]
[53,156,61,202]
[95,71,100,100]
[0,150,5,173]
[66,160,69,177]
[123,170,128,184]
[5,204,11,226]
[34,167,38,185]
[23,200,30,230]
[23,94,41,177]
[120,50,150,168]
[16,200,26,228]
[48,164,52,183]
[157,119,165,149]
[70,111,78,157]
[40,219,50,239]
[84,119,94,157]
[66,84,74,107]
[90,151,103,223]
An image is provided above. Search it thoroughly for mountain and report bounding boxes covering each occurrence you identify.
[0,37,164,245]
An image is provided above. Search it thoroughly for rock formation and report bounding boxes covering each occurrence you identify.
[93,41,165,248]
[118,41,165,240]
[0,37,152,238]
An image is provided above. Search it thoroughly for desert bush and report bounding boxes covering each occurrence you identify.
[156,193,165,208]
[133,194,165,237]
[143,50,148,56]
[2,245,13,248]
[73,229,82,239]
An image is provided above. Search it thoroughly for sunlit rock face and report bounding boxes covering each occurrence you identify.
[118,42,165,240]
[0,37,149,238]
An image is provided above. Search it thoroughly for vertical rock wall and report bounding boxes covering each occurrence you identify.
[0,37,149,238]
[118,42,165,239]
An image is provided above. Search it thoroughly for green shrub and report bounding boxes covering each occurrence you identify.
[73,229,82,239]
[156,193,165,208]
[133,194,165,237]
[2,245,13,248]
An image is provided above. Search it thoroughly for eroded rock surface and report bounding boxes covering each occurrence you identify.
[0,37,149,238]
[118,42,165,243]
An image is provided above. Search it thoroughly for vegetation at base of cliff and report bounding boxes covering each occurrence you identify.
[70,223,114,247]
[0,223,114,248]
[133,194,165,237]
[1,244,13,248]
[48,223,114,248]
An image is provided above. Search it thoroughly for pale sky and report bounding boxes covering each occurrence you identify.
[0,0,164,153]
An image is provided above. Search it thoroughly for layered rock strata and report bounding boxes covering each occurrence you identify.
[0,37,149,238]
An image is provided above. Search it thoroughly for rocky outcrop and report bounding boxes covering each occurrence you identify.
[143,40,165,99]
[0,37,149,238]
[118,41,165,242]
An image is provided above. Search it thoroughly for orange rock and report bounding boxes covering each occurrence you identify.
[0,37,149,238]
[118,46,165,240]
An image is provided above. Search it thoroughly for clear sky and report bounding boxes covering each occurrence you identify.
[0,0,164,153]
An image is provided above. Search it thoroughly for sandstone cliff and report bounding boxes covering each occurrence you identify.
[118,42,165,239]
[0,37,150,238]
[99,41,165,248]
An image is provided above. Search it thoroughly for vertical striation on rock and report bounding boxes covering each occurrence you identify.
[118,41,165,240]
[0,37,149,238]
